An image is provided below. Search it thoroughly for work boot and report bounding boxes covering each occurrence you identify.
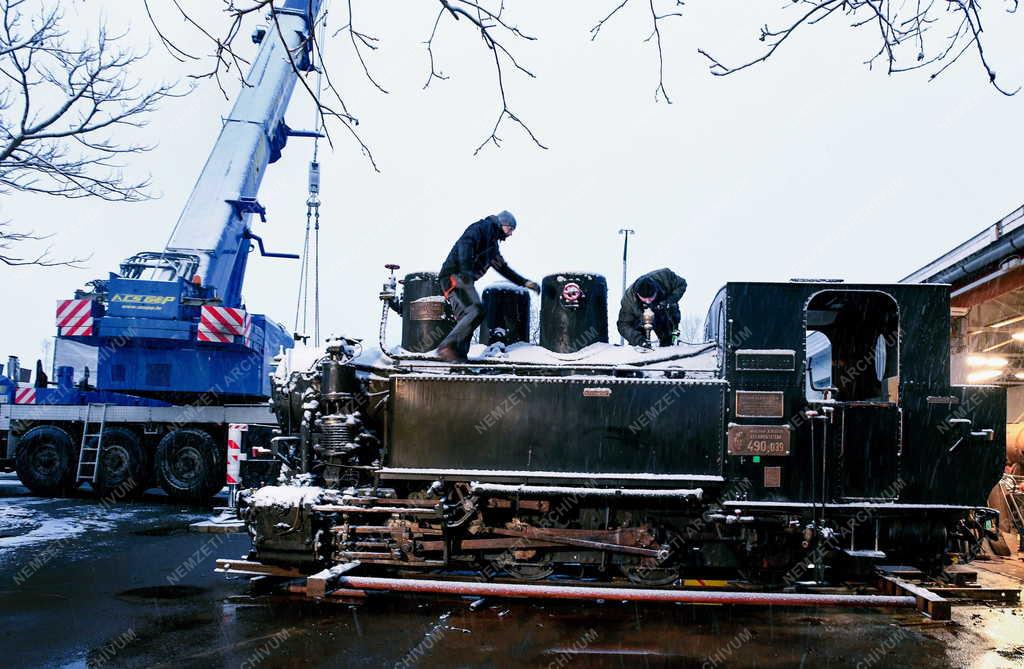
[436,345,468,363]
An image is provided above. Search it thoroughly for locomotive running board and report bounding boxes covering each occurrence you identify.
[722,501,993,512]
[379,468,724,485]
[470,482,703,500]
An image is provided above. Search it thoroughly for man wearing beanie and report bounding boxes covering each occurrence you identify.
[617,268,687,347]
[436,210,540,362]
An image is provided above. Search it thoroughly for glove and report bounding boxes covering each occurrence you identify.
[524,280,540,293]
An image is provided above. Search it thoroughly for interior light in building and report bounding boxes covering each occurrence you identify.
[989,315,1024,329]
[1015,372,1024,380]
[1013,331,1024,341]
[983,339,1015,352]
[967,369,1003,383]
[966,355,1009,368]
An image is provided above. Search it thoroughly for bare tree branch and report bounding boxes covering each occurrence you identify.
[697,0,1019,96]
[143,0,1019,171]
[0,1,182,200]
[431,0,546,154]
[590,0,685,103]
[0,221,87,266]
[422,5,450,89]
[145,0,380,169]
[343,0,387,94]
[0,0,183,266]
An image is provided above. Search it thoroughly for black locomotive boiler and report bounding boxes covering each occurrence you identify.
[238,278,1005,587]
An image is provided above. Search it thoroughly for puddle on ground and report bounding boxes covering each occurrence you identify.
[117,585,208,601]
[131,523,192,537]
[0,525,39,539]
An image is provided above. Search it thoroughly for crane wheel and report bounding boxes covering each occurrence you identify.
[156,428,223,503]
[15,425,77,496]
[94,427,148,499]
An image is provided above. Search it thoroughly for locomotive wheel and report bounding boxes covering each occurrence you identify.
[15,425,77,496]
[94,427,148,499]
[156,429,222,503]
[621,565,680,587]
[502,562,555,581]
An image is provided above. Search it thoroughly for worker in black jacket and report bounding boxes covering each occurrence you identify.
[617,268,687,347]
[436,211,539,362]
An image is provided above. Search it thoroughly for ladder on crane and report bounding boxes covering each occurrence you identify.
[76,403,108,484]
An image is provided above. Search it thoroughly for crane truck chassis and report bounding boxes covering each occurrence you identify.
[1,400,277,501]
[0,0,325,501]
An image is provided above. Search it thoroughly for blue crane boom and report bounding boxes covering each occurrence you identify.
[167,0,322,307]
[51,0,324,401]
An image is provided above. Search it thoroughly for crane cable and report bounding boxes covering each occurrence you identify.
[294,2,327,345]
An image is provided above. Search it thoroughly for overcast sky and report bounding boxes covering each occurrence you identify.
[2,0,1022,366]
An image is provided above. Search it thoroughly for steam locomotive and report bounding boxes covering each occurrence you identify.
[236,273,1005,586]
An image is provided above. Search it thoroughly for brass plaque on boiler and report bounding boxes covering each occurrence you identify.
[727,424,791,456]
[582,387,612,398]
[409,299,447,321]
[735,391,784,418]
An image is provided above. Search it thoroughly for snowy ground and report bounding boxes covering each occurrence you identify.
[1,471,1023,668]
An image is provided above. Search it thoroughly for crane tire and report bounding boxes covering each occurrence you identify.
[15,425,77,496]
[156,428,223,503]
[94,427,148,499]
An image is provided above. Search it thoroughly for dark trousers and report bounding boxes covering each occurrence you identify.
[438,278,483,357]
[653,304,681,346]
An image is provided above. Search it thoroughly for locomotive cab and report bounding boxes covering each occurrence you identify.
[806,289,901,501]
[710,281,1004,509]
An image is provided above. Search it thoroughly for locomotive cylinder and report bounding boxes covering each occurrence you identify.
[400,271,454,353]
[539,272,609,353]
[480,283,531,346]
[320,414,355,452]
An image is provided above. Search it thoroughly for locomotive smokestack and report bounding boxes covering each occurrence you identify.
[539,273,609,353]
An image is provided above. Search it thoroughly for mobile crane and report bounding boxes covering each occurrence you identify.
[0,0,323,502]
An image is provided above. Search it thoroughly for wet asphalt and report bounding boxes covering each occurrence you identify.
[1,471,1023,669]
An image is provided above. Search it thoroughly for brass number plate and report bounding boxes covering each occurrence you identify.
[735,391,784,418]
[727,425,791,456]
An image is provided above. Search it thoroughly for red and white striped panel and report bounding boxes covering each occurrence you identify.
[198,306,251,343]
[14,388,36,404]
[56,299,94,337]
[60,324,94,337]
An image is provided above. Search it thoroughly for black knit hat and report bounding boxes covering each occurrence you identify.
[495,210,517,230]
[636,276,660,300]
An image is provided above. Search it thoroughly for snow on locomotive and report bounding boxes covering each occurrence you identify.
[235,274,1005,586]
